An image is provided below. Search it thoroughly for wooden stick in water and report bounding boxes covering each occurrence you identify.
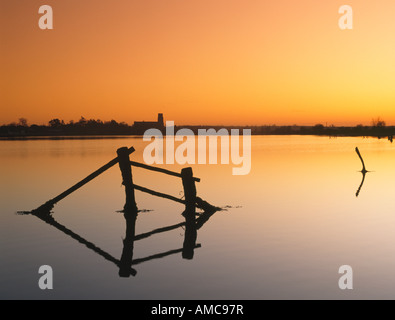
[355,147,368,173]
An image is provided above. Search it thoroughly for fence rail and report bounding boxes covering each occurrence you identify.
[133,184,185,205]
[33,146,135,213]
[130,160,200,182]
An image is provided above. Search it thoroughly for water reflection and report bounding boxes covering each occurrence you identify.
[356,171,367,198]
[118,210,138,277]
[21,198,220,278]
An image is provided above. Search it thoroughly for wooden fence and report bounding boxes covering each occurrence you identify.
[27,146,220,277]
[33,146,207,216]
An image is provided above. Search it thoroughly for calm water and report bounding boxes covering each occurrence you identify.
[1,135,395,299]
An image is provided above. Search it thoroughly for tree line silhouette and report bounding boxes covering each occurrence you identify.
[1,117,131,136]
[1,116,394,139]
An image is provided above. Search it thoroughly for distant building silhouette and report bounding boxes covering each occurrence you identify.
[158,113,164,126]
[132,113,165,134]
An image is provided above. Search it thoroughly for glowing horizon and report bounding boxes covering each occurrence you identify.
[2,1,395,126]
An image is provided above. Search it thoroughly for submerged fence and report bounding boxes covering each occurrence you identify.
[27,146,220,277]
[32,146,212,215]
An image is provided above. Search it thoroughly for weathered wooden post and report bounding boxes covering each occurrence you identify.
[181,167,197,259]
[117,147,138,277]
[117,147,138,213]
[181,167,196,213]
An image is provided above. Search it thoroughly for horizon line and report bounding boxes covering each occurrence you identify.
[1,117,393,128]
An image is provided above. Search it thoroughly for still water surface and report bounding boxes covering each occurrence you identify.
[1,135,395,299]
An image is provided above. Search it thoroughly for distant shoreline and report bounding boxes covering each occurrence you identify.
[3,117,394,139]
[1,127,394,141]
[0,135,136,141]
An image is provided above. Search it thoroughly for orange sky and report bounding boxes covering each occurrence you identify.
[1,0,395,126]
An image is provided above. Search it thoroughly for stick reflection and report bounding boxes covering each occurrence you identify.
[355,171,367,197]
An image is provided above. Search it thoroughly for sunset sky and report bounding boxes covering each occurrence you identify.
[1,0,395,126]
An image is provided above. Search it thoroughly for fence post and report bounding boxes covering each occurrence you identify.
[181,167,196,213]
[181,167,197,259]
[117,147,138,213]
